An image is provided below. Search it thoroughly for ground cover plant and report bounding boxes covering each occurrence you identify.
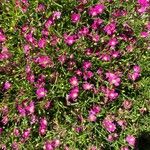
[0,0,150,149]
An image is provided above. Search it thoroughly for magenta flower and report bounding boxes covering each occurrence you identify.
[82,82,93,90]
[45,17,54,28]
[68,87,79,101]
[35,55,53,68]
[38,37,47,48]
[126,135,136,146]
[71,13,80,23]
[78,26,89,36]
[3,81,11,90]
[36,3,45,12]
[23,44,30,55]
[111,51,120,58]
[17,105,26,116]
[39,126,47,135]
[83,71,94,80]
[100,54,111,61]
[44,139,60,150]
[26,73,35,84]
[91,18,103,30]
[75,69,82,76]
[43,141,53,150]
[25,101,35,114]
[11,142,19,150]
[104,22,116,35]
[88,114,97,122]
[22,128,31,140]
[64,34,77,45]
[88,4,105,16]
[138,0,149,7]
[36,87,47,99]
[0,30,6,42]
[69,76,79,87]
[106,72,121,86]
[52,11,61,20]
[82,61,92,70]
[102,119,116,132]
[128,72,140,81]
[103,87,118,100]
[90,33,100,42]
[133,65,141,73]
[107,133,118,142]
[108,38,118,47]
[40,117,47,127]
[89,105,101,115]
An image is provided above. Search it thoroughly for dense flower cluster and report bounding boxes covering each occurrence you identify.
[0,0,149,149]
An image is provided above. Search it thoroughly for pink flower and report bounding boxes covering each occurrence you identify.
[36,3,45,12]
[45,17,54,28]
[40,117,47,127]
[103,88,118,100]
[78,26,89,36]
[126,135,136,146]
[129,72,140,81]
[17,105,26,116]
[26,73,35,84]
[111,51,120,58]
[39,126,47,135]
[23,44,30,55]
[38,37,47,48]
[36,87,47,99]
[88,114,97,122]
[75,69,82,76]
[58,54,67,64]
[82,82,93,90]
[3,81,11,90]
[25,101,35,114]
[141,31,149,38]
[83,71,94,80]
[52,11,61,20]
[35,55,53,68]
[0,31,6,42]
[82,61,92,70]
[102,119,116,132]
[44,139,60,150]
[71,13,80,23]
[64,34,77,45]
[138,0,149,7]
[11,142,19,150]
[133,65,141,73]
[88,4,105,16]
[90,33,100,42]
[100,54,111,61]
[89,105,101,115]
[107,133,118,142]
[91,18,103,30]
[106,72,121,86]
[22,128,31,140]
[68,87,79,101]
[69,76,79,87]
[1,116,9,125]
[43,141,53,150]
[122,100,132,109]
[108,38,118,46]
[104,22,116,35]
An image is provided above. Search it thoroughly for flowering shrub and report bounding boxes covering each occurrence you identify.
[0,0,150,149]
